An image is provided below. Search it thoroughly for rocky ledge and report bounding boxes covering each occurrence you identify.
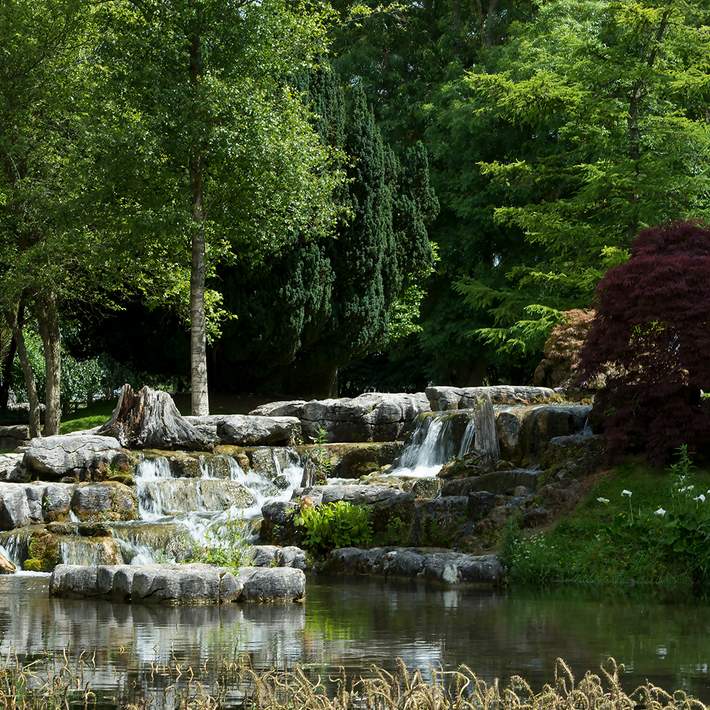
[50,563,306,605]
[323,547,503,586]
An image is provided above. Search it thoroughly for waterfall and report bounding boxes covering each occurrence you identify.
[458,419,476,458]
[388,415,458,478]
[132,451,304,558]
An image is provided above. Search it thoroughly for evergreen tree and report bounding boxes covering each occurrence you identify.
[217,70,437,396]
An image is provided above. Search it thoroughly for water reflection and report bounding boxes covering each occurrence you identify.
[2,574,710,706]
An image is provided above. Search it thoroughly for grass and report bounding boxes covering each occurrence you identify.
[59,400,116,435]
[503,457,710,593]
[0,653,702,709]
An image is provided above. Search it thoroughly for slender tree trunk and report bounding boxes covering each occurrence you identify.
[10,303,41,438]
[37,293,61,435]
[0,326,18,412]
[189,30,209,416]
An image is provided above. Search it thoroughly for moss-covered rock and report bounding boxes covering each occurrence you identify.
[71,482,138,522]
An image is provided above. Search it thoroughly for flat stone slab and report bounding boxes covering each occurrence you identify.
[427,385,557,411]
[50,563,306,604]
[214,415,301,446]
[324,547,503,586]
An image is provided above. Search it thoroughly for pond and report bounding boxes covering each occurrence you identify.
[1,573,710,707]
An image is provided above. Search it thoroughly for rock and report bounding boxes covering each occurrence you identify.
[496,404,592,463]
[542,431,605,479]
[98,385,210,451]
[0,483,34,529]
[23,434,122,480]
[324,547,503,587]
[0,424,29,451]
[426,386,557,411]
[413,496,469,547]
[71,482,138,522]
[217,415,301,446]
[303,484,413,507]
[236,567,306,602]
[137,479,254,517]
[50,563,305,604]
[467,492,498,521]
[299,392,430,443]
[297,442,404,480]
[42,484,73,523]
[247,447,294,479]
[441,469,542,496]
[0,453,28,483]
[0,548,15,574]
[249,401,307,418]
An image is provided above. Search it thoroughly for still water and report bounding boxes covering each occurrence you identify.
[1,573,710,706]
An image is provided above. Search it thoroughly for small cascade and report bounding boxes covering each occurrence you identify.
[389,415,460,478]
[0,531,29,568]
[458,419,476,458]
[131,451,304,559]
[59,539,112,567]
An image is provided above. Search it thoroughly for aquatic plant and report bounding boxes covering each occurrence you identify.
[295,501,373,554]
[0,653,703,709]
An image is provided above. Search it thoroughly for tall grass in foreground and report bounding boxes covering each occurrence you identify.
[0,653,704,709]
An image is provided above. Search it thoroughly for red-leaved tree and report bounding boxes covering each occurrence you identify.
[579,221,710,464]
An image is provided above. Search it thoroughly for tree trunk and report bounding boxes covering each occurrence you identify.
[37,293,61,436]
[98,384,210,451]
[9,302,41,438]
[189,30,209,416]
[0,325,17,412]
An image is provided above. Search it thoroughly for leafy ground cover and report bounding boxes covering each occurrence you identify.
[504,450,710,594]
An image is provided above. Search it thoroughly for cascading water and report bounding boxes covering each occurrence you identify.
[458,419,476,458]
[388,415,459,478]
[129,450,304,563]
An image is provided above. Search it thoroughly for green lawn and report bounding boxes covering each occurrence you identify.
[60,400,116,434]
[503,457,710,594]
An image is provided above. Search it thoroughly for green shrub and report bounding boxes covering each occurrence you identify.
[295,501,373,554]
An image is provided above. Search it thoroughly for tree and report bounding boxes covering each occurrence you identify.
[215,70,437,396]
[95,0,340,414]
[446,0,709,368]
[579,221,710,464]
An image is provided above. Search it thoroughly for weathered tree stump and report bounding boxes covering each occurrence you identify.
[473,394,500,460]
[98,385,210,451]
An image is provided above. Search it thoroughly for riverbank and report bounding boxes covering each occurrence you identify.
[503,455,710,594]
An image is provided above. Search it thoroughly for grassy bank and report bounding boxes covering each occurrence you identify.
[503,452,710,593]
[58,400,116,434]
[0,654,701,709]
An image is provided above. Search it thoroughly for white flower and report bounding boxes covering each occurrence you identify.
[622,490,632,497]
[695,494,706,503]
[596,497,610,504]
[654,508,667,516]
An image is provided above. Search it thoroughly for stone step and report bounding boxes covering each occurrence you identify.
[441,469,541,497]
[49,563,306,605]
[323,547,503,586]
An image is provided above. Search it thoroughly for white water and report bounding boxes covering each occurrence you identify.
[132,452,304,561]
[388,415,465,479]
[458,419,476,458]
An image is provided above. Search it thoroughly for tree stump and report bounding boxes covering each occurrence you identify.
[473,394,500,460]
[98,385,211,451]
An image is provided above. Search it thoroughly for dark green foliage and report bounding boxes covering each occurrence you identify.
[217,68,436,395]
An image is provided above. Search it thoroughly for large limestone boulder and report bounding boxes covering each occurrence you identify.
[23,434,122,480]
[426,385,557,411]
[297,442,403,480]
[216,415,301,446]
[249,401,307,418]
[495,403,591,462]
[299,392,430,443]
[0,483,43,529]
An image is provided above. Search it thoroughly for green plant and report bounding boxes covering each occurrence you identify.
[295,501,373,554]
[190,515,254,572]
